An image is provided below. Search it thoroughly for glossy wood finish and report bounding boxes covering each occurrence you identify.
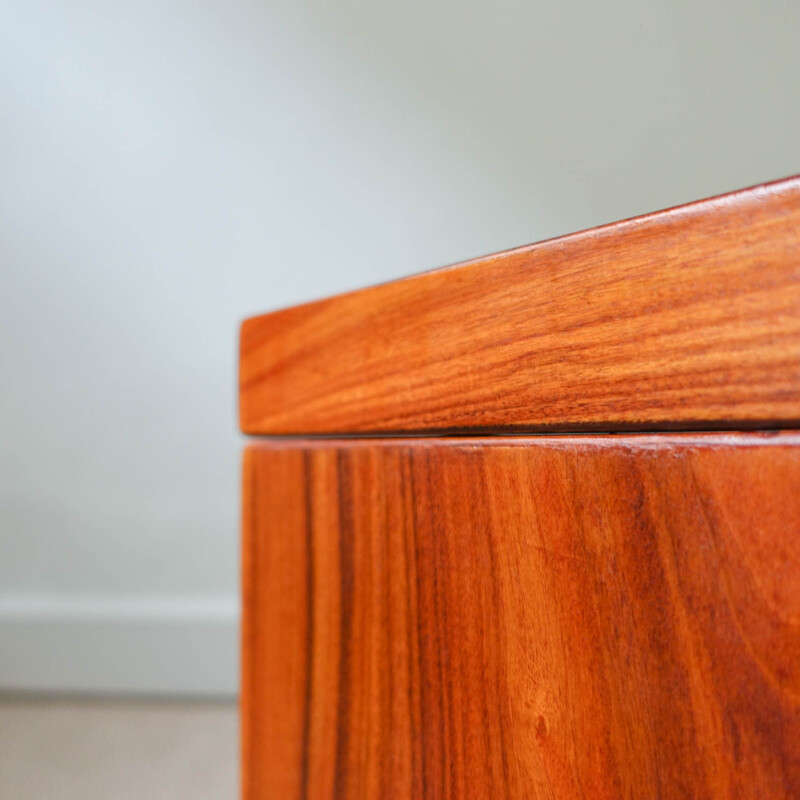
[242,433,800,800]
[240,176,800,435]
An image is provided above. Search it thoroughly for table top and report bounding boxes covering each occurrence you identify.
[239,175,800,436]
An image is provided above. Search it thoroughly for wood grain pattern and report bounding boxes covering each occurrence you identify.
[240,176,800,435]
[242,433,800,800]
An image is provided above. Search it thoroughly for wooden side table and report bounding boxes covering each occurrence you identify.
[238,176,800,799]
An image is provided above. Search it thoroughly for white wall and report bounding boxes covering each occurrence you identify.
[1,0,798,695]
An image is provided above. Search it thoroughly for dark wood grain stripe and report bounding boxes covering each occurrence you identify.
[298,452,315,800]
[333,449,355,800]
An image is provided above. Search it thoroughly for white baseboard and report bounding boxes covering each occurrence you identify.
[0,595,239,697]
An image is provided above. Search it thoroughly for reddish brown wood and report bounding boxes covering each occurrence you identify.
[240,176,800,435]
[241,433,800,800]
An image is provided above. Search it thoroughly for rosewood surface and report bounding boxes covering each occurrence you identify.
[240,176,800,435]
[242,434,800,800]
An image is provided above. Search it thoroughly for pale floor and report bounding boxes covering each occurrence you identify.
[0,696,237,800]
